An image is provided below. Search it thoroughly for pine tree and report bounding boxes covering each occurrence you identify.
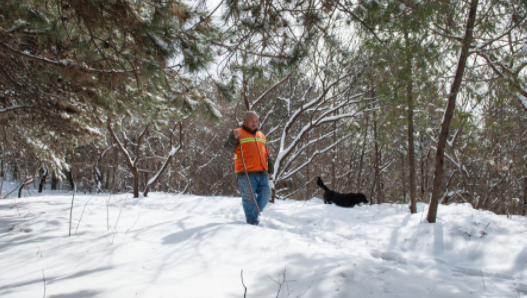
[0,0,220,176]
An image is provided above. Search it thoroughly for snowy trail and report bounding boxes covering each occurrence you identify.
[1,191,526,298]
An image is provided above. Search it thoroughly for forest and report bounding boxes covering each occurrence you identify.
[1,0,526,221]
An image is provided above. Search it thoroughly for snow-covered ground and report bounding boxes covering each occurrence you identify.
[1,187,527,297]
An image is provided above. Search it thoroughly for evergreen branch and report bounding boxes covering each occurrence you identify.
[143,144,181,197]
[189,0,225,31]
[134,125,149,167]
[249,72,293,110]
[280,135,351,181]
[0,41,133,74]
[107,118,134,169]
[0,105,26,114]
[474,16,527,50]
[477,52,527,112]
[428,26,465,42]
[211,41,289,60]
[334,2,389,50]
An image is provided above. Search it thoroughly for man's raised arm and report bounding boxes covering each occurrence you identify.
[223,130,239,153]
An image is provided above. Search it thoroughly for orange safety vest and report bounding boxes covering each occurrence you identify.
[233,127,269,174]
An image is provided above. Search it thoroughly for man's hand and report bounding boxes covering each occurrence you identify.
[233,129,240,139]
[269,174,273,180]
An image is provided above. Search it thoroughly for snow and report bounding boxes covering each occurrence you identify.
[148,33,169,50]
[1,189,527,297]
[146,146,180,186]
[0,105,25,113]
[518,93,527,110]
[83,127,101,136]
[204,98,222,118]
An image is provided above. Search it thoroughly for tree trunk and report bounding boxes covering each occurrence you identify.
[107,118,148,198]
[105,168,111,190]
[51,173,58,190]
[242,72,250,110]
[373,101,383,204]
[401,153,407,203]
[132,168,139,198]
[109,149,119,191]
[173,153,178,190]
[13,158,18,180]
[356,115,368,192]
[419,134,426,201]
[405,31,418,213]
[18,178,34,198]
[427,0,479,223]
[523,176,526,216]
[306,131,312,197]
[66,171,75,191]
[144,147,180,197]
[38,168,48,193]
[331,120,337,191]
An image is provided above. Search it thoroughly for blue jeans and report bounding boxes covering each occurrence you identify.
[237,174,271,225]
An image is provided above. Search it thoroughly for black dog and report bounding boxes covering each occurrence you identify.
[316,177,368,207]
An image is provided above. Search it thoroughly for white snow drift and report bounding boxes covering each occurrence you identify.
[1,190,526,298]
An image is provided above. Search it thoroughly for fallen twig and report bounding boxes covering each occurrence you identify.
[480,268,486,291]
[42,269,46,298]
[75,196,93,235]
[241,270,247,298]
[125,212,141,235]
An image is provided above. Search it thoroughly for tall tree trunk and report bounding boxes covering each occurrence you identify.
[66,170,75,191]
[13,157,18,180]
[419,133,426,201]
[331,120,337,191]
[306,131,312,197]
[356,115,368,192]
[104,168,111,190]
[523,176,526,216]
[38,168,48,193]
[18,178,34,198]
[144,146,181,197]
[242,72,250,110]
[173,153,178,191]
[109,149,119,191]
[405,31,418,213]
[132,168,140,198]
[51,172,58,190]
[401,153,407,203]
[107,118,148,198]
[427,0,479,223]
[373,101,383,204]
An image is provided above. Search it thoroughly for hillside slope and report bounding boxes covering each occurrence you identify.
[1,191,526,297]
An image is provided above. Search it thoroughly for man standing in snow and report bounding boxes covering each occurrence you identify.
[224,111,274,225]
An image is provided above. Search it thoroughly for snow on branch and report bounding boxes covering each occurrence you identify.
[280,134,351,181]
[143,120,185,197]
[277,97,363,173]
[476,52,527,112]
[428,26,465,42]
[280,123,348,175]
[249,72,292,110]
[134,125,149,167]
[272,67,369,184]
[0,41,132,74]
[473,17,527,51]
[144,145,181,196]
[107,119,134,169]
[0,105,26,114]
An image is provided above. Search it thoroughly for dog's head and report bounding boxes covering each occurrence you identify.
[358,195,369,206]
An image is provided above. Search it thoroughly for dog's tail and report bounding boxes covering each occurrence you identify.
[316,177,329,192]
